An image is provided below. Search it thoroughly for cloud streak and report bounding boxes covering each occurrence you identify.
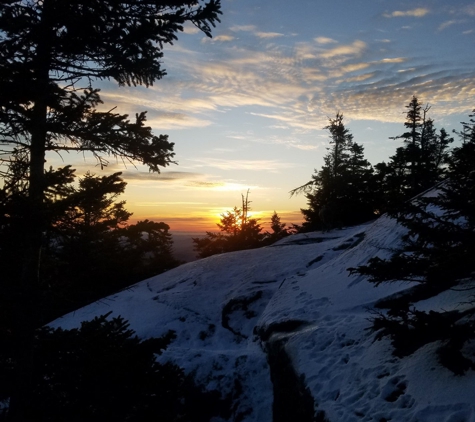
[190,158,296,172]
[120,171,203,182]
[319,40,367,59]
[383,8,430,18]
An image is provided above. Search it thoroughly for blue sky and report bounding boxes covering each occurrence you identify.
[50,0,475,232]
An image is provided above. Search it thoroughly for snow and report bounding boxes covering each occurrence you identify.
[51,214,475,422]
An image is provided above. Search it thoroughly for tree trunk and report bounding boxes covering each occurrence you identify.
[7,2,52,419]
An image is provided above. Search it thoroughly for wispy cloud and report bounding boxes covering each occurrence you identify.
[383,8,430,18]
[230,25,257,32]
[315,37,337,44]
[377,57,407,64]
[341,63,371,73]
[97,20,474,136]
[182,24,200,35]
[462,4,475,16]
[255,31,284,39]
[230,25,284,39]
[186,181,259,192]
[438,20,458,31]
[187,181,226,188]
[319,40,366,59]
[345,72,375,82]
[201,34,235,43]
[191,158,296,172]
[120,168,261,196]
[134,201,207,207]
[120,171,202,182]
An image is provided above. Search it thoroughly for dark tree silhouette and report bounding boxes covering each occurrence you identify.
[0,1,221,418]
[193,190,264,258]
[0,313,229,421]
[349,111,475,374]
[291,113,375,230]
[0,167,180,345]
[375,96,453,211]
[262,211,291,244]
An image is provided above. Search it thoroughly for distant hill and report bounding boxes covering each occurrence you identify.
[52,215,475,422]
[170,232,204,263]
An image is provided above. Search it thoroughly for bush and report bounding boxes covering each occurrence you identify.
[0,313,229,421]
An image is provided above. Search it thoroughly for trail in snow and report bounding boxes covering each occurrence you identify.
[51,216,475,422]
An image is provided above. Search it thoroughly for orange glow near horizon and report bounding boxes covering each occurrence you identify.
[128,209,304,233]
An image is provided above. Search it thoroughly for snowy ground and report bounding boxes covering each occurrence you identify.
[52,215,475,422]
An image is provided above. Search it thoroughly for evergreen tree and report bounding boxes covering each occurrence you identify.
[270,211,289,239]
[193,190,264,257]
[0,167,179,331]
[49,171,131,310]
[0,313,229,421]
[123,219,179,280]
[260,211,291,245]
[0,2,221,417]
[377,97,453,211]
[349,111,475,374]
[292,113,375,230]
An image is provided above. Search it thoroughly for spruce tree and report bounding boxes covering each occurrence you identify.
[0,2,221,418]
[0,313,228,421]
[0,167,179,335]
[193,190,264,257]
[377,97,453,211]
[266,211,289,243]
[292,113,375,230]
[349,111,475,374]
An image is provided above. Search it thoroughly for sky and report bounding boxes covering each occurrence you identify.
[48,0,475,232]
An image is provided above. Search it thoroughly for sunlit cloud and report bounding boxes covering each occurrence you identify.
[134,201,207,207]
[315,36,337,44]
[230,25,257,32]
[186,181,226,188]
[294,43,318,60]
[438,20,457,31]
[230,25,284,39]
[246,134,319,151]
[256,31,284,39]
[182,25,200,35]
[301,67,328,82]
[120,171,202,182]
[201,34,235,43]
[120,168,264,197]
[191,158,296,171]
[398,67,416,73]
[319,40,366,59]
[96,24,475,136]
[377,57,407,64]
[99,91,216,130]
[187,181,258,191]
[345,72,375,82]
[146,113,213,130]
[383,8,430,18]
[308,72,475,123]
[249,111,324,131]
[341,63,370,73]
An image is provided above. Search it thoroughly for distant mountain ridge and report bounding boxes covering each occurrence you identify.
[170,232,203,263]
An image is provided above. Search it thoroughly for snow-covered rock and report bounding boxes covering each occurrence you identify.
[51,215,475,422]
